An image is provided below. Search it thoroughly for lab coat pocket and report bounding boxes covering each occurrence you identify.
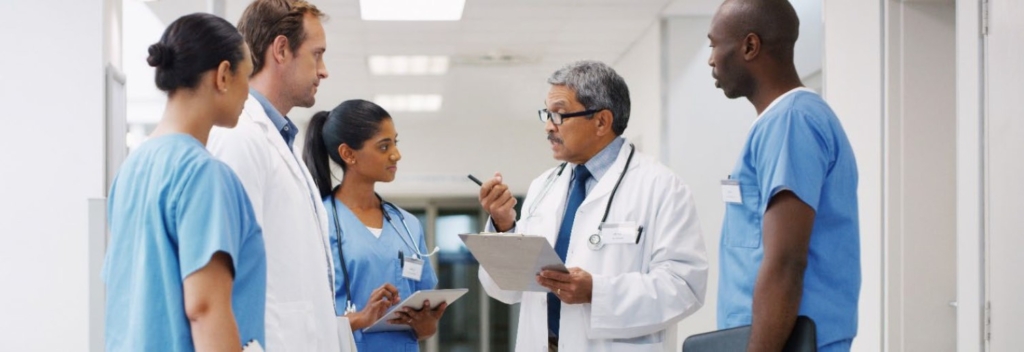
[610,331,663,345]
[269,301,316,351]
[587,229,643,276]
[723,183,762,249]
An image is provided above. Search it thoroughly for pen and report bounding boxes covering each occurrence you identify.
[398,251,404,268]
[467,174,483,186]
[635,226,644,244]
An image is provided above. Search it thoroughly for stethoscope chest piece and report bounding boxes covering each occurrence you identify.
[587,233,604,250]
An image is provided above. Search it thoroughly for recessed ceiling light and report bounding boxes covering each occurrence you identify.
[359,0,466,21]
[368,55,449,76]
[374,94,444,112]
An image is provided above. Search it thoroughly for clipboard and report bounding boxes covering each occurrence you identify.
[363,288,469,333]
[458,233,568,292]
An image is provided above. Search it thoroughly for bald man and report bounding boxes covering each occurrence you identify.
[708,0,860,351]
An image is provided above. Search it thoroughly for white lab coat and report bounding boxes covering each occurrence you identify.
[208,94,352,352]
[479,141,708,352]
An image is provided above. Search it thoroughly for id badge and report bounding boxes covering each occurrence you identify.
[599,222,639,244]
[721,180,742,204]
[402,257,424,281]
[589,222,640,250]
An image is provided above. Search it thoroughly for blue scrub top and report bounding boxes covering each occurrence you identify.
[103,134,266,351]
[326,196,439,352]
[717,89,860,349]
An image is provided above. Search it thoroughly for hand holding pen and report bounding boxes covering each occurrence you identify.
[469,173,517,232]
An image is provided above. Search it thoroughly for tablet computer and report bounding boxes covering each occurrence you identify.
[363,288,470,333]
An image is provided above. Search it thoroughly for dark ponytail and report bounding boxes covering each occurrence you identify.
[304,111,334,198]
[302,100,392,198]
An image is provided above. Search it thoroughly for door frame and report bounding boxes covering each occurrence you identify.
[954,0,986,351]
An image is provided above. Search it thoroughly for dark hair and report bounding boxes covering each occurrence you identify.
[238,0,325,76]
[148,13,245,92]
[303,100,392,198]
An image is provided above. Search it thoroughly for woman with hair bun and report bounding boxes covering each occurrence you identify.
[103,13,266,351]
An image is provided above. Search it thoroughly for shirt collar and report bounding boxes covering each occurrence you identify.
[250,88,299,149]
[753,87,817,125]
[578,137,625,182]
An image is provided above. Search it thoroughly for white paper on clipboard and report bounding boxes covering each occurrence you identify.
[458,233,568,292]
[363,288,469,333]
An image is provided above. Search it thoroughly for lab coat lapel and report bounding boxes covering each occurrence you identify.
[529,165,572,246]
[579,140,635,210]
[245,98,309,189]
[244,95,334,278]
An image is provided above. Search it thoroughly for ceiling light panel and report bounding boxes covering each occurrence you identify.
[359,0,466,21]
[374,94,444,112]
[368,55,449,76]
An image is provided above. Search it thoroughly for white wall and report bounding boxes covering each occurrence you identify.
[613,21,663,161]
[0,0,109,349]
[823,1,884,351]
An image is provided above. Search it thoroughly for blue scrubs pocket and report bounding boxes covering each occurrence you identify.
[723,183,762,248]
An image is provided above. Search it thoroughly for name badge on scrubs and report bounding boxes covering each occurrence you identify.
[402,257,424,281]
[721,180,742,204]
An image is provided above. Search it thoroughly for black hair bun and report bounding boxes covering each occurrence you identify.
[147,43,174,69]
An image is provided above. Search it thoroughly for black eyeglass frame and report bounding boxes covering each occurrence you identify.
[537,108,605,125]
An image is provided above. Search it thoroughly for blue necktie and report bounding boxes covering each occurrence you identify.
[548,164,591,338]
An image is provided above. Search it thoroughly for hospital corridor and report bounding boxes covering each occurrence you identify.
[1,0,1022,351]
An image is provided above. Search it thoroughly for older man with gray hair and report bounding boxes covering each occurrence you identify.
[476,60,708,352]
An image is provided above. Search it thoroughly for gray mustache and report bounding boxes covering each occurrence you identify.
[547,134,563,144]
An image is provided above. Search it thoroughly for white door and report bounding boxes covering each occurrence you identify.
[985,0,1024,350]
[884,1,958,350]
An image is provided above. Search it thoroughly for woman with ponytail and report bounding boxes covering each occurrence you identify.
[303,100,445,351]
[104,13,266,351]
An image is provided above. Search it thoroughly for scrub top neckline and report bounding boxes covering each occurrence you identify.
[753,87,817,125]
[147,132,203,147]
[331,197,387,241]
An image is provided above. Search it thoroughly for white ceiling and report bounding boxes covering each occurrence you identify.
[140,0,720,123]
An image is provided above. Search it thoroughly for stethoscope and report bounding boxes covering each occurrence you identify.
[524,143,637,250]
[331,192,440,314]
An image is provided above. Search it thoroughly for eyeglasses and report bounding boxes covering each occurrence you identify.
[537,108,603,125]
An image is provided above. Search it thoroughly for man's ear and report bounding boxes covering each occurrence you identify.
[270,35,291,64]
[594,110,615,137]
[743,33,761,61]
